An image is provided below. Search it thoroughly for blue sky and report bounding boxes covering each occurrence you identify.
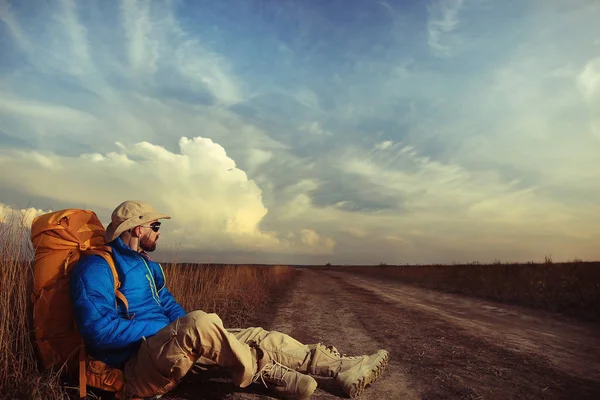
[1,0,599,264]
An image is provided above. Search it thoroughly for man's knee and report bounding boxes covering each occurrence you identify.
[179,310,224,332]
[228,326,269,344]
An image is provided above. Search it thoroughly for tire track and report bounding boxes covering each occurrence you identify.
[325,271,600,399]
[334,271,600,381]
[267,269,418,400]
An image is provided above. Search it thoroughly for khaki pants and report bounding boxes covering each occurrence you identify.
[226,327,314,372]
[123,310,315,398]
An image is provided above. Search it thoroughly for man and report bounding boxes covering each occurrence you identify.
[70,200,389,399]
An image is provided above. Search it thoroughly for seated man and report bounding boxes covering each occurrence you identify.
[70,200,389,399]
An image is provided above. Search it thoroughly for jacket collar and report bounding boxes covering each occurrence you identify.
[110,237,151,260]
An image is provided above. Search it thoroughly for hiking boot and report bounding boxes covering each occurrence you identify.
[252,346,318,399]
[336,350,389,398]
[306,344,389,398]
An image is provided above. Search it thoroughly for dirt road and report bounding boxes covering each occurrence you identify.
[170,269,600,400]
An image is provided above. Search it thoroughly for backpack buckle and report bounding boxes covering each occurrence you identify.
[104,369,118,386]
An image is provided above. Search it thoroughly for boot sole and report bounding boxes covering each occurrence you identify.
[347,351,389,399]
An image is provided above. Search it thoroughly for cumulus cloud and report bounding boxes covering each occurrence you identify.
[300,229,335,251]
[0,203,49,227]
[0,137,334,257]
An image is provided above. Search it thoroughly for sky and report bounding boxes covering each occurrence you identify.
[0,0,599,265]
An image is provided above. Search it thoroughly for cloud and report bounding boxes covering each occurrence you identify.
[293,142,600,263]
[0,137,334,258]
[121,0,159,75]
[56,0,92,73]
[426,0,466,56]
[377,1,394,16]
[246,148,273,173]
[0,0,242,107]
[175,42,243,106]
[577,58,600,100]
[375,140,393,150]
[0,203,49,227]
[300,229,335,251]
[346,227,367,238]
[0,0,30,51]
[577,57,600,137]
[0,96,97,123]
[292,87,321,111]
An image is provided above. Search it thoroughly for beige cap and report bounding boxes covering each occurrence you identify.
[105,200,171,243]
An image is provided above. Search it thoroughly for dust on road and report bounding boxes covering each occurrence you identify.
[169,269,600,400]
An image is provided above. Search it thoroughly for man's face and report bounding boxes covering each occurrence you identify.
[139,220,161,252]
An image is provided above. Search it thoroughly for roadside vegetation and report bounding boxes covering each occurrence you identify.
[163,263,296,328]
[0,216,296,399]
[322,260,600,323]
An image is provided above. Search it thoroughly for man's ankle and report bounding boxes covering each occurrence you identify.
[250,344,271,374]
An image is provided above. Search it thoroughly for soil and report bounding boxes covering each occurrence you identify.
[166,269,600,400]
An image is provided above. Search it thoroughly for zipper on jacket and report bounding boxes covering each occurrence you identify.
[140,256,161,306]
[156,262,167,293]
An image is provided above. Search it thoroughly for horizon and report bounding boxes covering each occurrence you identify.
[1,0,599,265]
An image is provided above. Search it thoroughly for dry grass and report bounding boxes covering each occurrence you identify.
[322,261,600,322]
[0,216,297,399]
[0,214,60,399]
[163,263,296,328]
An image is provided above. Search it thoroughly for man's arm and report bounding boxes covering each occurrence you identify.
[70,255,166,349]
[159,285,187,322]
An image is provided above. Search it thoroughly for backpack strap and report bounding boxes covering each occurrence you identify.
[79,247,130,399]
[85,247,130,315]
[79,345,126,399]
[79,346,87,399]
[102,252,129,314]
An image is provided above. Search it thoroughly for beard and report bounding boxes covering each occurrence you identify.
[140,235,157,252]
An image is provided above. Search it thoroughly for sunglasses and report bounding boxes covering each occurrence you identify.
[141,222,161,232]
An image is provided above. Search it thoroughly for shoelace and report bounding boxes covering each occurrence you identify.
[325,345,362,360]
[252,361,291,388]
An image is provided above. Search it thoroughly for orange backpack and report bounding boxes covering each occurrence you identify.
[30,209,129,399]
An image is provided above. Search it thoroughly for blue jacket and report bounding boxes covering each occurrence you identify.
[70,237,187,368]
